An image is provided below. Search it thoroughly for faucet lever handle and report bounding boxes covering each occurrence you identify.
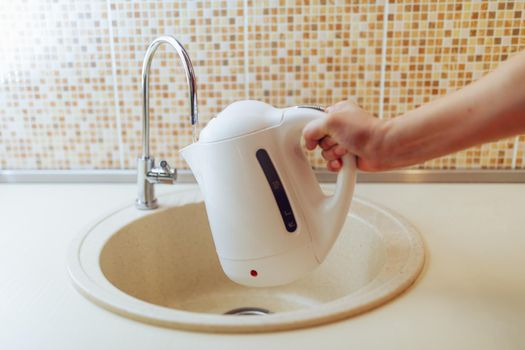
[160,160,170,172]
[147,160,177,184]
[158,160,177,184]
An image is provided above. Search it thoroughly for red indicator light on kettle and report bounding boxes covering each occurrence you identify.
[250,270,258,277]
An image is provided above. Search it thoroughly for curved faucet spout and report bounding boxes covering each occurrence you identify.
[141,35,199,158]
[136,35,198,210]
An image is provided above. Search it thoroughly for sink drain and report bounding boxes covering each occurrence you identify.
[223,307,271,316]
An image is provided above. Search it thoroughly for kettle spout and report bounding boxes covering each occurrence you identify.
[180,143,203,183]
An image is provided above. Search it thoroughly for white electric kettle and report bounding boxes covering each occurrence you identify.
[180,100,357,287]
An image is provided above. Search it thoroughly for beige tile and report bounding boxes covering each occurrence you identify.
[247,1,384,111]
[1,0,524,172]
[516,135,525,169]
[246,1,385,169]
[383,0,524,169]
[110,0,246,169]
[416,137,516,170]
[0,0,120,169]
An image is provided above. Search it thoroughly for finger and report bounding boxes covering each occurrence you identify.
[319,136,337,150]
[333,145,348,157]
[304,137,320,151]
[327,159,342,172]
[321,145,347,161]
[325,99,357,113]
[303,118,328,150]
[322,148,340,161]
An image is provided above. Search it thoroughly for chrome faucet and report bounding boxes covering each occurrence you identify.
[136,35,198,210]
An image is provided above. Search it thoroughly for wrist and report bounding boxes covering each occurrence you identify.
[358,118,393,171]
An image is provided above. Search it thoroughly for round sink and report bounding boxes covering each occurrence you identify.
[68,188,424,332]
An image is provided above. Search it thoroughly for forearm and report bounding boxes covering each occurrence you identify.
[377,51,525,170]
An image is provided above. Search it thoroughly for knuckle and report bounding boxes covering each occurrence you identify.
[326,112,344,130]
[320,136,334,149]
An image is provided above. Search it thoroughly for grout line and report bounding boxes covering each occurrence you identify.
[512,136,519,169]
[378,0,390,119]
[106,0,125,169]
[243,0,249,99]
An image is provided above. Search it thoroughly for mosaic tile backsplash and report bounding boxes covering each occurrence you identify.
[1,0,524,171]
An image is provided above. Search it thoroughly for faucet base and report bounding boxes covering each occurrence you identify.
[135,198,158,210]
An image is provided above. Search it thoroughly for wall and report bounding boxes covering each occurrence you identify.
[1,0,524,171]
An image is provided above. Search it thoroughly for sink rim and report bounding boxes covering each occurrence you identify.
[67,187,425,333]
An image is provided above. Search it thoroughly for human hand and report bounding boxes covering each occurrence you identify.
[302,100,387,172]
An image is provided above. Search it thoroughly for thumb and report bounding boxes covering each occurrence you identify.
[302,118,329,150]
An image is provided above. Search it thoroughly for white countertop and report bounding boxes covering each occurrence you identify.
[1,183,524,350]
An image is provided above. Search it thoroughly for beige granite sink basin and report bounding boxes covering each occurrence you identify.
[68,188,424,333]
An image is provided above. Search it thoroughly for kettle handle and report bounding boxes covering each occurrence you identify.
[278,107,357,261]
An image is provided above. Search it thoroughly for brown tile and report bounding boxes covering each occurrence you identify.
[246,1,385,169]
[247,1,384,111]
[383,0,524,169]
[416,137,516,170]
[1,0,524,172]
[0,0,120,169]
[516,135,525,169]
[110,0,246,169]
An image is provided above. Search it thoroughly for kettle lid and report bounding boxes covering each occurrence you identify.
[199,100,283,142]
